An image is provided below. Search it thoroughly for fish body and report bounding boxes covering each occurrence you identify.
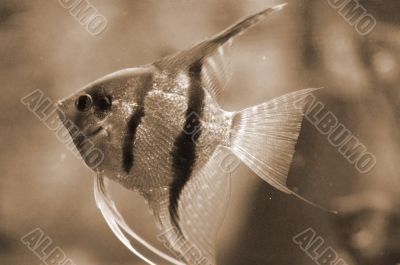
[57,3,320,265]
[58,63,230,192]
[121,66,230,192]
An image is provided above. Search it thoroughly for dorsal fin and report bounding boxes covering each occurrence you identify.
[207,3,287,48]
[154,3,288,98]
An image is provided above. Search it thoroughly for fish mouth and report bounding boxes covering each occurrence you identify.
[85,124,111,140]
[86,126,104,137]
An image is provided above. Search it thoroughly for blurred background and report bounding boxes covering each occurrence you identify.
[1,0,400,264]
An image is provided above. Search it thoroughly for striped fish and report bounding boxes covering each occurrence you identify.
[57,3,324,265]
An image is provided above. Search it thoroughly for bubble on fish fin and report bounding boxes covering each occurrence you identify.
[94,176,185,265]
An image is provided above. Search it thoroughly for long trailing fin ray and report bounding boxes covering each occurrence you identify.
[229,88,336,213]
[94,176,185,265]
[144,147,231,265]
[209,3,287,45]
[154,3,288,98]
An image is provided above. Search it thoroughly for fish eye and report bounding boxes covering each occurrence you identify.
[97,95,112,112]
[75,94,93,112]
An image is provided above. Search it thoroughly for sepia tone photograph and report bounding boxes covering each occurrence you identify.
[1,0,400,264]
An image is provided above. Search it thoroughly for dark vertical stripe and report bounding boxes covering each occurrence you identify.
[122,73,154,173]
[169,62,205,231]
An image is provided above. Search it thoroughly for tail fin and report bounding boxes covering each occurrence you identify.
[229,88,336,213]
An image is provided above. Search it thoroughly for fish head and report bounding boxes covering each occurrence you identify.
[56,67,154,176]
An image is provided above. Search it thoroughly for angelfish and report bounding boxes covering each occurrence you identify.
[57,3,321,265]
